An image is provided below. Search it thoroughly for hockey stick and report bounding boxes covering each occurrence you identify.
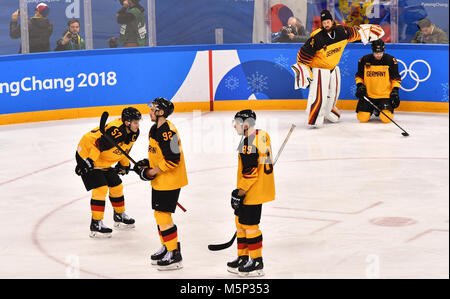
[362,96,409,137]
[208,124,296,251]
[99,111,187,212]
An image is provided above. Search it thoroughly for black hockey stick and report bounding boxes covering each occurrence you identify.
[363,96,409,137]
[208,124,296,251]
[99,111,187,212]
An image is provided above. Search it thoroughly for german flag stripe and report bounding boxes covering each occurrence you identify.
[308,70,322,125]
[237,237,247,244]
[91,205,105,212]
[90,199,105,206]
[162,231,177,242]
[331,108,340,117]
[109,196,124,203]
[161,225,177,237]
[247,234,263,245]
[237,243,248,250]
[248,241,263,251]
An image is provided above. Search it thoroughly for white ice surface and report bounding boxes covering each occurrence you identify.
[0,110,448,278]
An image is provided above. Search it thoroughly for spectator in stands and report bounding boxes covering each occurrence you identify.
[272,17,309,43]
[109,37,119,48]
[9,3,53,53]
[411,18,449,44]
[55,19,85,51]
[117,0,147,47]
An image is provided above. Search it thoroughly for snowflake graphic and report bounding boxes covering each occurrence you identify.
[274,54,289,70]
[247,71,269,93]
[339,50,351,77]
[441,83,449,102]
[349,84,357,98]
[224,75,240,90]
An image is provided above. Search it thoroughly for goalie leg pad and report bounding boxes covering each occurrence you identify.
[306,68,331,128]
[291,63,312,89]
[325,66,341,123]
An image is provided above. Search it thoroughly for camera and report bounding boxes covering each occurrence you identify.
[281,25,297,35]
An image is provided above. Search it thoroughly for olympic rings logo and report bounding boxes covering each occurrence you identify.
[397,59,431,92]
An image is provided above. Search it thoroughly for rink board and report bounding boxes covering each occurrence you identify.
[0,43,448,125]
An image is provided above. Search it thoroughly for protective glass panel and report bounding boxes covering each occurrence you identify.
[397,0,449,44]
[2,0,86,55]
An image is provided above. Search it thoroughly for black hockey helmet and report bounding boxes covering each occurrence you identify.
[234,109,256,127]
[151,97,174,118]
[371,39,385,53]
[122,107,142,123]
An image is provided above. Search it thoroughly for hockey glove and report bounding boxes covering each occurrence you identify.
[231,189,245,210]
[115,163,130,175]
[390,87,400,109]
[132,159,155,181]
[75,158,94,176]
[355,83,367,99]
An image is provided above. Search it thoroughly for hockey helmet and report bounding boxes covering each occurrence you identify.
[122,107,142,123]
[371,39,385,53]
[150,97,174,118]
[234,109,256,127]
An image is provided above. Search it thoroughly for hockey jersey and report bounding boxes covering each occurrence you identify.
[148,120,188,191]
[297,24,360,70]
[355,53,401,99]
[237,129,275,205]
[77,118,139,168]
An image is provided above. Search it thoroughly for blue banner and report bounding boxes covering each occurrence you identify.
[0,43,448,116]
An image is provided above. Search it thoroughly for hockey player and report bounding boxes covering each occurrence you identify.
[133,97,188,271]
[355,39,401,123]
[75,107,141,238]
[227,109,275,277]
[292,9,384,128]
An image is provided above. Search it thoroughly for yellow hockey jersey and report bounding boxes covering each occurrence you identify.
[148,120,188,191]
[237,129,275,205]
[355,53,401,99]
[297,24,361,70]
[77,118,139,168]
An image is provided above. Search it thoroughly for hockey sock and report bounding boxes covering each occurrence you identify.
[109,184,125,214]
[380,110,393,123]
[235,216,248,256]
[91,186,108,220]
[157,225,164,245]
[160,225,178,251]
[155,211,177,250]
[242,224,263,259]
[357,111,371,123]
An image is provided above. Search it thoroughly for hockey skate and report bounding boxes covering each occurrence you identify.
[113,211,135,229]
[89,219,112,238]
[227,255,249,274]
[238,257,264,277]
[157,243,183,271]
[150,245,167,265]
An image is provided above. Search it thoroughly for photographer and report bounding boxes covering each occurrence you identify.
[55,19,85,51]
[272,17,309,43]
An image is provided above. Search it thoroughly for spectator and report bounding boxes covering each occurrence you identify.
[411,18,449,44]
[108,37,119,48]
[117,0,147,47]
[55,19,85,51]
[272,17,309,43]
[9,3,53,53]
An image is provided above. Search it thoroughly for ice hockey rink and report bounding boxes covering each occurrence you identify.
[0,110,448,279]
